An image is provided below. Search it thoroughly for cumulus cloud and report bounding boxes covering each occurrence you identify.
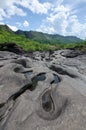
[37,1,86,39]
[0,0,52,25]
[0,8,10,21]
[0,0,52,19]
[8,25,18,31]
[37,25,56,34]
[6,6,26,17]
[0,0,26,20]
[16,0,52,14]
[23,20,29,27]
[16,20,29,28]
[0,0,86,39]
[37,5,70,34]
[66,15,86,39]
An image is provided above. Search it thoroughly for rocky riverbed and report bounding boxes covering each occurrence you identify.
[0,49,86,130]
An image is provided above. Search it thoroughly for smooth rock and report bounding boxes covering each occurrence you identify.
[0,50,86,130]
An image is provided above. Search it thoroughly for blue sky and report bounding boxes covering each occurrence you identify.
[0,0,86,39]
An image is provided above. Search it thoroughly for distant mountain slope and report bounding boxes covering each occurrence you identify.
[0,24,14,34]
[16,30,82,44]
[0,24,83,45]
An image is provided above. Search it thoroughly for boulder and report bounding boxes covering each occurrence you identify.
[60,49,82,58]
[0,43,25,54]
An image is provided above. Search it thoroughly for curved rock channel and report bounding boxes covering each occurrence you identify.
[0,50,86,130]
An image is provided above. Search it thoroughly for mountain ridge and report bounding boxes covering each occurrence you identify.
[0,24,83,44]
[15,29,82,44]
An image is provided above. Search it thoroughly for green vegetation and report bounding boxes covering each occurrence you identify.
[16,30,82,44]
[0,24,86,51]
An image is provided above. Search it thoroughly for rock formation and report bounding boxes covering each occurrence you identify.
[0,43,25,54]
[0,50,86,130]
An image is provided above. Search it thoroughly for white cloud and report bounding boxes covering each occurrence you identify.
[0,0,14,8]
[37,5,70,34]
[37,25,56,34]
[65,15,86,39]
[16,21,29,29]
[37,2,86,39]
[0,0,26,21]
[8,25,18,31]
[0,0,52,25]
[16,0,52,14]
[69,0,86,7]
[54,5,70,13]
[0,0,86,39]
[6,5,26,17]
[0,8,9,21]
[23,20,29,27]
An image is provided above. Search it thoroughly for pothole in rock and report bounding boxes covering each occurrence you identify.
[41,74,60,112]
[0,103,5,108]
[31,73,46,90]
[24,70,33,78]
[53,74,60,83]
[14,59,27,68]
[42,90,54,112]
[8,73,46,100]
[0,65,4,68]
[14,66,23,73]
[37,90,68,120]
[36,73,46,81]
[24,71,46,80]
[50,65,77,78]
[50,74,61,85]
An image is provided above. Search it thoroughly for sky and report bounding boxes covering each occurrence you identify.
[0,0,86,39]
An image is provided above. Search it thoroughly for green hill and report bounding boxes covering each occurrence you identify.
[16,30,82,44]
[0,25,52,51]
[0,24,85,51]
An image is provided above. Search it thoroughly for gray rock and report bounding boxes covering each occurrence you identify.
[0,50,86,130]
[60,49,82,58]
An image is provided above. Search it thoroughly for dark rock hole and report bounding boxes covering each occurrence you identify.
[0,103,5,108]
[50,74,61,85]
[42,91,54,112]
[24,70,33,78]
[50,65,77,78]
[14,67,22,73]
[8,82,33,101]
[31,73,46,89]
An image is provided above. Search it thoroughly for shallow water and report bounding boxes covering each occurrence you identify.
[24,70,33,78]
[53,74,60,84]
[30,73,46,90]
[42,91,53,112]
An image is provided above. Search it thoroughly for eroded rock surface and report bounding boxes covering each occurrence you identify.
[0,50,86,130]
